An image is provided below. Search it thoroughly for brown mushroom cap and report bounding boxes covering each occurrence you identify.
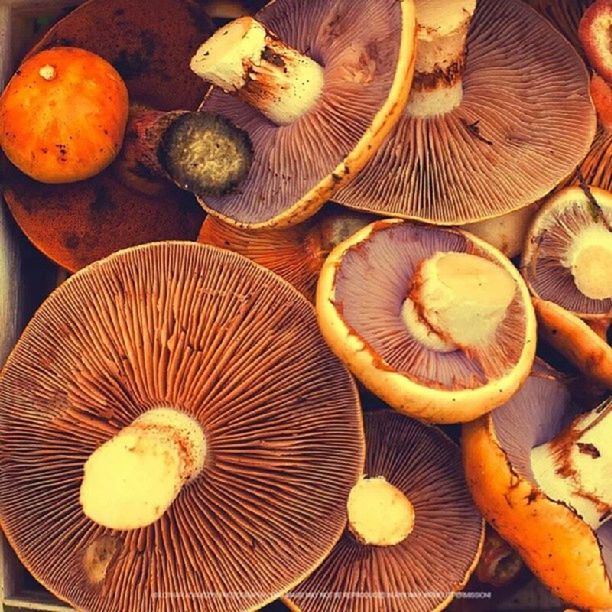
[285,410,484,612]
[333,0,596,225]
[0,242,365,611]
[521,186,612,319]
[317,219,537,423]
[462,360,612,609]
[197,0,416,228]
[2,0,213,271]
[198,204,376,300]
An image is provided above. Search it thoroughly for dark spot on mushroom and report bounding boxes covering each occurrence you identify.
[576,442,600,458]
[55,144,68,161]
[525,490,538,505]
[461,119,494,146]
[63,232,80,250]
[262,47,286,68]
[90,185,116,218]
[113,7,125,16]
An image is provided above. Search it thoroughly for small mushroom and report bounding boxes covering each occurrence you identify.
[0,47,129,184]
[198,204,375,300]
[463,359,612,610]
[116,104,253,197]
[0,242,365,610]
[521,185,612,386]
[2,0,214,272]
[333,0,596,225]
[190,0,417,228]
[579,0,612,83]
[316,219,537,423]
[285,410,484,611]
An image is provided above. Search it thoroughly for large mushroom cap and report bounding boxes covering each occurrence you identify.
[462,360,612,609]
[198,204,376,300]
[333,0,596,225]
[0,242,365,611]
[196,0,417,228]
[522,186,612,318]
[285,410,484,611]
[2,0,213,271]
[317,219,536,423]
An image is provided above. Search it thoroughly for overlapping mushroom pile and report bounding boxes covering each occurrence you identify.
[0,0,610,611]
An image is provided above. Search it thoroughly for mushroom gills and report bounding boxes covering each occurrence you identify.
[402,252,516,351]
[191,16,324,125]
[530,400,611,530]
[80,407,206,531]
[347,476,415,546]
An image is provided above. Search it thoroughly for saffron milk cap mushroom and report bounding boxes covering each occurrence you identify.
[0,242,365,611]
[285,410,484,612]
[463,360,612,610]
[333,0,596,225]
[190,0,417,228]
[317,219,537,424]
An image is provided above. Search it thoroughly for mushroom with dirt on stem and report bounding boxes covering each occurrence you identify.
[316,219,537,424]
[521,185,612,387]
[0,242,365,611]
[284,410,484,612]
[189,0,418,228]
[463,359,612,610]
[331,0,596,226]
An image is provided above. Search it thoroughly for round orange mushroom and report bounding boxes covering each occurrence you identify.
[0,47,129,184]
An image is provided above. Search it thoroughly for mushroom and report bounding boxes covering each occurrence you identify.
[2,0,214,272]
[579,0,612,83]
[0,47,129,184]
[190,0,417,228]
[285,410,484,612]
[463,359,612,610]
[198,204,376,300]
[331,0,596,225]
[116,104,253,197]
[521,185,612,386]
[317,219,537,424]
[0,242,365,610]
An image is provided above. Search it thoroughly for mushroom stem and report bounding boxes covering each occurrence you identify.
[190,16,325,126]
[80,407,206,531]
[347,476,415,546]
[401,252,516,350]
[406,0,477,118]
[530,399,611,530]
[116,104,253,197]
[563,225,612,300]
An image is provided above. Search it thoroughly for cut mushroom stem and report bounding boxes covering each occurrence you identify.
[80,407,206,531]
[407,0,477,117]
[530,399,611,530]
[117,105,253,196]
[401,252,516,351]
[563,224,612,300]
[190,16,325,125]
[347,476,415,546]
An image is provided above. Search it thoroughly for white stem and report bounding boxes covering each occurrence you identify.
[80,408,206,530]
[402,252,516,350]
[531,401,611,529]
[407,0,477,117]
[191,17,324,126]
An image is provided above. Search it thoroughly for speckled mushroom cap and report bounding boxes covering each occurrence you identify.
[333,0,596,225]
[2,0,211,271]
[522,186,612,320]
[317,219,537,424]
[198,204,376,301]
[196,0,417,228]
[0,242,365,611]
[462,360,612,610]
[285,410,484,612]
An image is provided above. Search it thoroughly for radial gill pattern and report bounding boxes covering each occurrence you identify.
[287,410,484,612]
[334,0,595,224]
[0,242,364,612]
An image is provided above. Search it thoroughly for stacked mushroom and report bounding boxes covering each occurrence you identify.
[1,0,612,610]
